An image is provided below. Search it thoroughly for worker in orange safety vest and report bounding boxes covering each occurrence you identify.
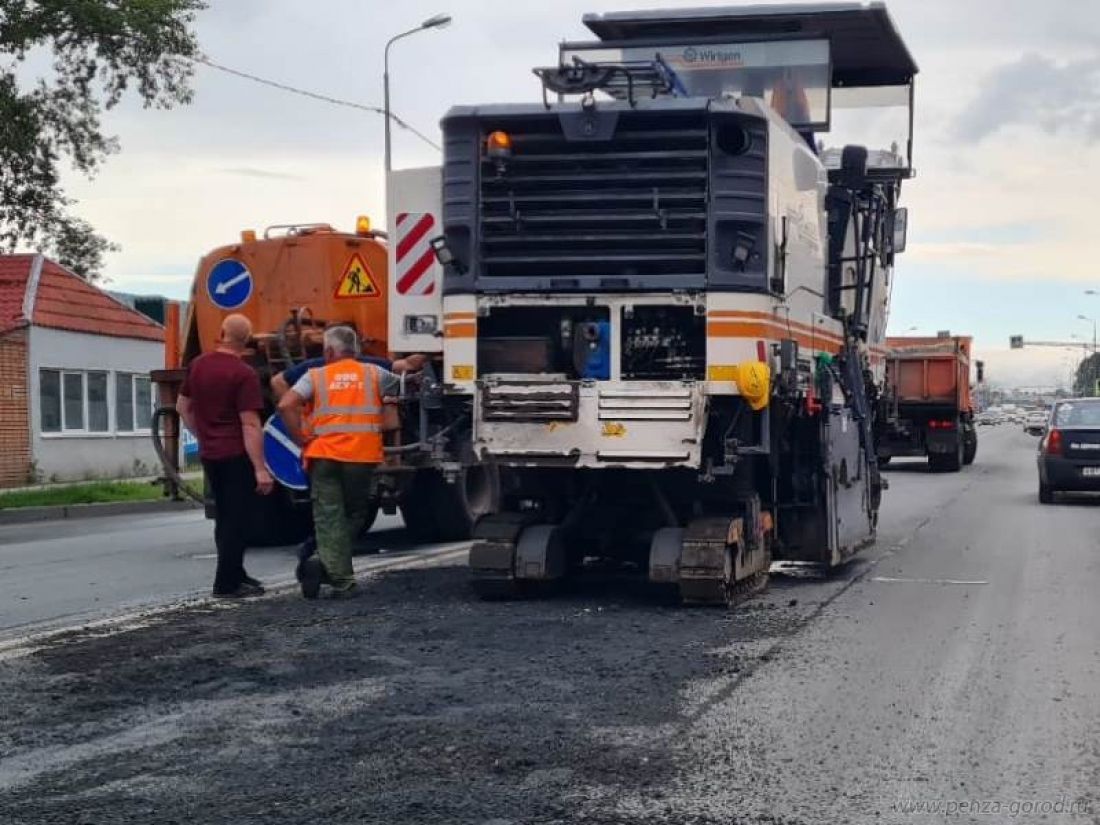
[278,325,401,599]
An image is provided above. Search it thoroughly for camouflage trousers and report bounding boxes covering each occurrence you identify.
[308,459,376,591]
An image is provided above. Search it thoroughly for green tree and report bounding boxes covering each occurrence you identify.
[1072,352,1100,397]
[1,0,205,280]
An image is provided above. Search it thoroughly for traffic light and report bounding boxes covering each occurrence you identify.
[1010,335,1024,349]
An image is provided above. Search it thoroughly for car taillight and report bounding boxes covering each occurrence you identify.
[1046,428,1063,455]
[928,419,956,430]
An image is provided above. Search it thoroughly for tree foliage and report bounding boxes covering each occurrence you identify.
[1072,352,1100,397]
[0,0,205,280]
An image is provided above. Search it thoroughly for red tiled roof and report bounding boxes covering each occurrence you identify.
[0,255,164,342]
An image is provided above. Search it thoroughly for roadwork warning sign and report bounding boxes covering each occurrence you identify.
[335,254,380,299]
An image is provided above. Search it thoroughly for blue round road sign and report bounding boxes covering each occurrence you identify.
[206,259,253,310]
[263,414,308,491]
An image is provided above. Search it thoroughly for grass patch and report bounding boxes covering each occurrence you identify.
[0,481,164,510]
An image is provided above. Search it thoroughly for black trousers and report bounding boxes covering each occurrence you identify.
[202,455,255,594]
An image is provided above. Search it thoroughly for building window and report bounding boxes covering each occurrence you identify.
[116,373,154,433]
[40,369,61,433]
[39,368,152,436]
[135,376,153,430]
[62,372,85,430]
[87,371,109,433]
[116,373,135,432]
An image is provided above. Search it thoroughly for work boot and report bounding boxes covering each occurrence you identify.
[300,557,324,600]
[295,537,317,583]
[327,583,358,600]
[242,575,265,591]
[239,581,266,597]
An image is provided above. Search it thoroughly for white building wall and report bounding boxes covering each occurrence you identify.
[28,326,163,481]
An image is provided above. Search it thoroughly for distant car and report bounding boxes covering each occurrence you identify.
[976,411,996,426]
[1024,410,1048,435]
[1037,398,1100,503]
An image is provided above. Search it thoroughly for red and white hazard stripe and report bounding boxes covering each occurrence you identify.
[395,212,437,296]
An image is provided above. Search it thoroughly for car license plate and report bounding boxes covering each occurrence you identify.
[1082,467,1100,477]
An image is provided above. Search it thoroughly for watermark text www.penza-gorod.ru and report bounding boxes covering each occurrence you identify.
[893,796,1090,817]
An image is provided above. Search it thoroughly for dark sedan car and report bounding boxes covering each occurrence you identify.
[1038,398,1100,503]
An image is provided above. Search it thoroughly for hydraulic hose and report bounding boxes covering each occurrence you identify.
[383,415,468,455]
[151,406,205,505]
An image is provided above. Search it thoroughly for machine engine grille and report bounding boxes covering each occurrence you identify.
[479,112,709,280]
[598,387,694,421]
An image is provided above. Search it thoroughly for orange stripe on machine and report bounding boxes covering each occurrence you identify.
[444,323,477,339]
[708,310,844,345]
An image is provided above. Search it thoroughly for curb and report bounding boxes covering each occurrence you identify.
[0,498,200,526]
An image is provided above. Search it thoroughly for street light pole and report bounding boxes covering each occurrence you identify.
[384,14,452,174]
[1078,314,1097,354]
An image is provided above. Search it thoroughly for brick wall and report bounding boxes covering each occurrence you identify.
[0,327,31,487]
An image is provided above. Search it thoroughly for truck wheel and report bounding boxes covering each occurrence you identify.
[963,439,977,465]
[1039,483,1054,504]
[963,425,978,465]
[401,464,499,542]
[247,487,313,547]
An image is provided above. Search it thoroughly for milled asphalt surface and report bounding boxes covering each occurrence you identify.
[0,425,1097,824]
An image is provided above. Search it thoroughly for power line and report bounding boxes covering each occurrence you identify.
[192,56,441,152]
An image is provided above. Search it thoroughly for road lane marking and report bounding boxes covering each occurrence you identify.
[871,576,989,585]
[0,543,470,661]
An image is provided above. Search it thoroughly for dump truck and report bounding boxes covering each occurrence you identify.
[151,220,498,546]
[876,335,978,472]
[390,2,918,603]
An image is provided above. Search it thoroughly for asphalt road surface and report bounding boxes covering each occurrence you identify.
[0,509,406,640]
[0,425,1097,824]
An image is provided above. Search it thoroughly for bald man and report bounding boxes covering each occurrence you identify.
[178,314,274,598]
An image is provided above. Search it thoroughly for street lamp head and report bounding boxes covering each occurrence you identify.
[421,13,452,29]
[1087,290,1098,295]
[1079,314,1092,322]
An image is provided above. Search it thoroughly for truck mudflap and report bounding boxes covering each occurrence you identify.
[926,429,961,455]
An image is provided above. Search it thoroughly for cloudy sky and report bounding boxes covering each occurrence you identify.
[57,0,1100,388]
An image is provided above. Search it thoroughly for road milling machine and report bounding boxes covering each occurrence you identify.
[398,3,919,604]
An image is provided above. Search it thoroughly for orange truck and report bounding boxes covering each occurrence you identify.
[152,218,498,546]
[875,335,979,472]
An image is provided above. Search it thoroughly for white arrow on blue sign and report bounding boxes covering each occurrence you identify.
[206,259,254,310]
[263,414,309,491]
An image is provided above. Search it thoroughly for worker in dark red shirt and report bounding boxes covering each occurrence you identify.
[177,314,274,598]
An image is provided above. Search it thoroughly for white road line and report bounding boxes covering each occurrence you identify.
[870,576,989,586]
[0,543,470,661]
